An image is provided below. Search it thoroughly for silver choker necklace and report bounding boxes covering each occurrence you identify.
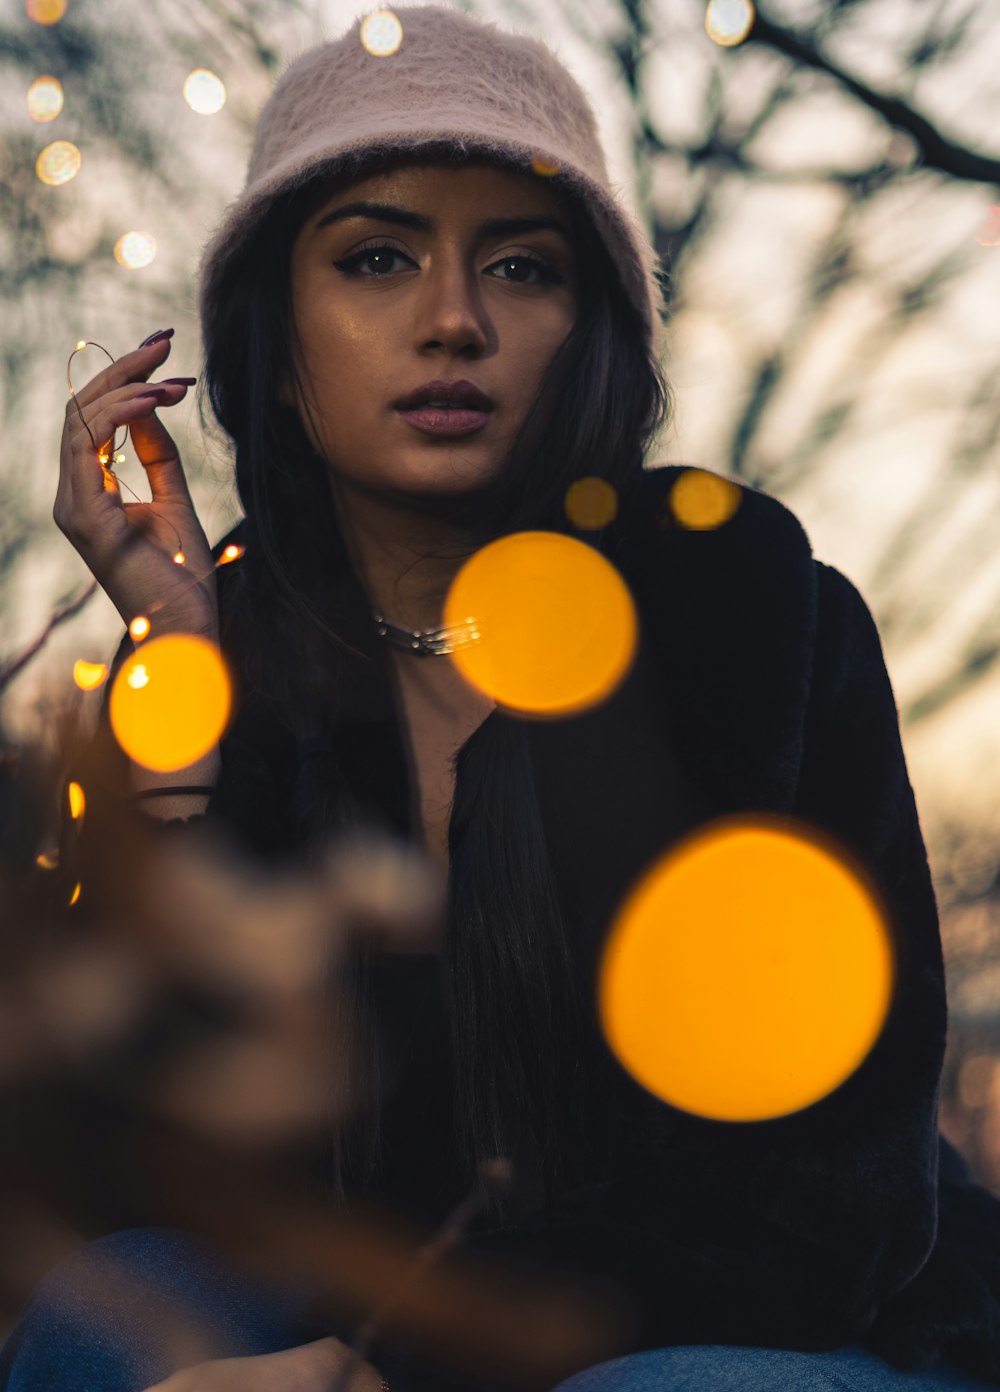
[371,612,480,657]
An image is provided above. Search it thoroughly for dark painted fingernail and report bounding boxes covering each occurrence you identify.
[161,377,197,385]
[135,388,170,399]
[139,328,174,348]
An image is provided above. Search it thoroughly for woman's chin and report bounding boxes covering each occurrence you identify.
[379,466,501,505]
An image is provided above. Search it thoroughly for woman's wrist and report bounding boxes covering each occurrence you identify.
[128,607,220,650]
[130,747,221,820]
[122,601,223,819]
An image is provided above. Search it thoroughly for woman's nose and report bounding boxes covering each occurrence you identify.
[413,260,491,347]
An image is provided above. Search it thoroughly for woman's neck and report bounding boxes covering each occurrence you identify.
[331,478,479,632]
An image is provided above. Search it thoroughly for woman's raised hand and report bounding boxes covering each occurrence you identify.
[56,329,219,639]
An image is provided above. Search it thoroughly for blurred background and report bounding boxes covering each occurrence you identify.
[1,0,999,1286]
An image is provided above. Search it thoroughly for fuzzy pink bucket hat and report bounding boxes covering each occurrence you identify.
[197,4,667,359]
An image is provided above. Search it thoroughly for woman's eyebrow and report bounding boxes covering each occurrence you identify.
[314,200,573,242]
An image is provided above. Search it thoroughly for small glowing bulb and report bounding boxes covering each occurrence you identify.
[565,477,618,530]
[113,231,156,270]
[36,850,59,870]
[173,551,186,566]
[183,68,226,115]
[98,452,109,465]
[445,531,636,716]
[114,452,126,465]
[27,75,64,122]
[26,0,68,24]
[110,635,232,773]
[68,781,85,821]
[217,543,244,565]
[129,615,150,641]
[705,0,755,46]
[669,468,741,531]
[35,139,81,186]
[75,339,87,351]
[68,882,82,906]
[360,9,404,56]
[599,815,893,1121]
[73,658,108,691]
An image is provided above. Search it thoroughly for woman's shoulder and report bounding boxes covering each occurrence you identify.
[631,463,878,626]
[618,463,819,618]
[621,465,898,715]
[633,462,813,553]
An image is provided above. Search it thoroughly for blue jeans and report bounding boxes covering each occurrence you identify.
[550,1346,998,1391]
[0,1227,995,1392]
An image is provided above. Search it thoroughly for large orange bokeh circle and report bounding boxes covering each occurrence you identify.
[443,530,637,716]
[598,815,895,1122]
[109,634,232,773]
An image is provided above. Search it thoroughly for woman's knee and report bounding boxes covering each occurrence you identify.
[0,1226,311,1392]
[550,1342,1000,1392]
[0,1228,199,1392]
[550,1343,865,1392]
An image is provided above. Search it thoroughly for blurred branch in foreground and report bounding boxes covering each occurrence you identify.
[0,716,631,1385]
[0,582,97,696]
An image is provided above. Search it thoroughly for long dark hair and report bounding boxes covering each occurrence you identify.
[200,147,671,1211]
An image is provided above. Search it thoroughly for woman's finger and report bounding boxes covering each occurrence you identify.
[61,389,176,511]
[126,380,199,506]
[68,384,195,507]
[69,330,175,412]
[140,1338,356,1392]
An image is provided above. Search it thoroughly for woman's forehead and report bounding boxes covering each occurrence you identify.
[302,154,579,229]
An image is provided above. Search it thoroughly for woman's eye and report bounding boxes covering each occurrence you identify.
[490,254,563,285]
[334,243,562,285]
[335,245,409,277]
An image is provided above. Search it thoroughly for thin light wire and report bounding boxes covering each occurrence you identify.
[328,1159,513,1392]
[67,340,134,492]
[65,340,246,622]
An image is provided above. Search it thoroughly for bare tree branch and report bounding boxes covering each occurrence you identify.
[903,638,1000,725]
[751,4,1000,188]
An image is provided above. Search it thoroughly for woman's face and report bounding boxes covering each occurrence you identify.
[283,159,580,507]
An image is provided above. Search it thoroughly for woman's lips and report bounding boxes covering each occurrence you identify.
[396,406,492,436]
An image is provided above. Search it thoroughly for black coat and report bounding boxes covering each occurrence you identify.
[162,466,1000,1388]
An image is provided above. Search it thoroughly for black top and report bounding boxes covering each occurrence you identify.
[365,951,463,1229]
[111,466,1000,1390]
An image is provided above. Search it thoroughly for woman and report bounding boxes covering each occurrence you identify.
[5,5,1000,1390]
